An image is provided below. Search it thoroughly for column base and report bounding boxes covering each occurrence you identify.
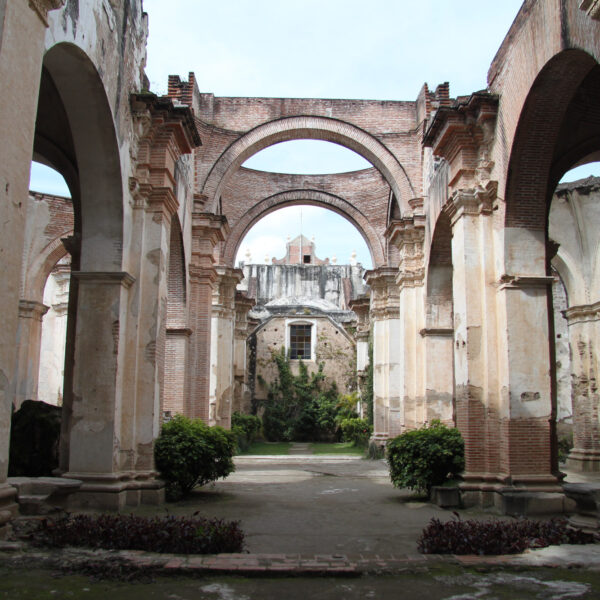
[0,483,19,539]
[565,448,600,473]
[370,432,389,447]
[460,472,568,515]
[62,472,165,510]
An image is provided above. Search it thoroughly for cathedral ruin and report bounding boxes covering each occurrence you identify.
[3,0,600,528]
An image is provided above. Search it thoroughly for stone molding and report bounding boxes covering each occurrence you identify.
[419,327,453,337]
[28,0,65,26]
[580,0,600,20]
[564,300,600,325]
[386,217,426,289]
[18,299,49,321]
[71,271,135,289]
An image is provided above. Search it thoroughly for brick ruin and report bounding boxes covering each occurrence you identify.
[3,0,600,522]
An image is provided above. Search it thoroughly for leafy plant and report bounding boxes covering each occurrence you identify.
[387,420,464,495]
[154,415,236,500]
[231,411,262,452]
[338,416,372,447]
[418,515,598,555]
[32,514,245,554]
[259,348,339,441]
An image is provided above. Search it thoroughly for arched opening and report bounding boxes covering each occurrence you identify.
[423,211,454,427]
[235,204,368,438]
[163,217,188,421]
[9,41,127,481]
[504,50,600,474]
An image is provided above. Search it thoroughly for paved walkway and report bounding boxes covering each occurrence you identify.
[3,455,600,577]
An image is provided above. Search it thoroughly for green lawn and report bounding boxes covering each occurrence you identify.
[309,442,365,455]
[239,441,291,455]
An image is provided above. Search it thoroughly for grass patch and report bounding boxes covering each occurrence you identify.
[239,441,291,455]
[309,442,365,455]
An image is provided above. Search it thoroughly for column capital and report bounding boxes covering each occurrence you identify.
[364,267,399,318]
[71,271,136,289]
[213,266,244,314]
[29,0,65,26]
[443,180,497,227]
[18,299,49,320]
[385,218,425,288]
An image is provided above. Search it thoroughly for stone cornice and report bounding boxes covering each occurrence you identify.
[29,0,65,26]
[166,327,192,337]
[497,275,554,291]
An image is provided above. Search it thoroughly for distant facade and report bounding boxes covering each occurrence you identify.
[236,236,366,413]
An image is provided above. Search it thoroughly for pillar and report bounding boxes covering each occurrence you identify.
[564,302,600,472]
[187,213,229,421]
[13,300,49,408]
[349,295,370,417]
[233,292,255,414]
[387,213,427,432]
[63,271,137,509]
[364,268,400,443]
[0,0,64,536]
[209,266,243,427]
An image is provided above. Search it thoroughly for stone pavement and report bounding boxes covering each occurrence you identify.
[2,454,600,576]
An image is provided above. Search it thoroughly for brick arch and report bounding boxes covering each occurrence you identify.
[505,49,597,242]
[222,189,385,268]
[201,116,415,215]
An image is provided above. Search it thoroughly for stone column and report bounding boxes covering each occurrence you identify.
[233,292,255,414]
[387,214,427,432]
[364,268,400,443]
[187,213,229,421]
[63,271,136,509]
[0,0,64,537]
[13,300,49,409]
[349,296,371,417]
[209,267,243,427]
[564,302,600,472]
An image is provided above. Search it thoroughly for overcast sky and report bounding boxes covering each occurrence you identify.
[30,0,599,268]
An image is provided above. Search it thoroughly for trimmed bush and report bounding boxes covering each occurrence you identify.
[418,516,598,555]
[154,415,236,500]
[387,420,464,495]
[232,412,262,452]
[33,514,245,554]
[339,417,371,447]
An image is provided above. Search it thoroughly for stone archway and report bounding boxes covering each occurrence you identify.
[222,189,386,268]
[201,116,416,215]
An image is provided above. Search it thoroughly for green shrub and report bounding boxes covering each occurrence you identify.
[33,514,245,554]
[231,412,262,452]
[387,421,464,495]
[154,415,236,500]
[339,417,371,447]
